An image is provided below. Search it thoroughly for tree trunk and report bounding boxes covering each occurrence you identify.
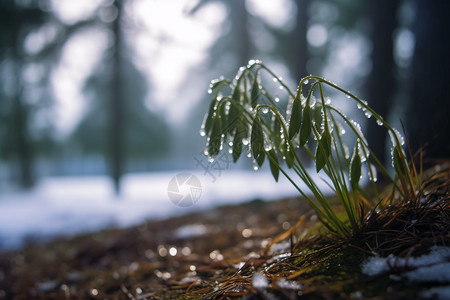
[230,0,250,65]
[406,0,450,159]
[292,0,309,80]
[365,0,400,165]
[110,0,124,195]
[10,0,34,188]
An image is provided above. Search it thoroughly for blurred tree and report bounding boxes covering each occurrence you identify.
[0,0,53,188]
[71,0,171,194]
[189,0,252,71]
[289,0,310,80]
[406,0,450,160]
[111,0,125,194]
[365,0,400,165]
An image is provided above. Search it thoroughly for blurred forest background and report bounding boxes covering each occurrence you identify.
[0,0,448,195]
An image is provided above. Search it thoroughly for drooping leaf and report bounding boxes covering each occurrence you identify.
[232,83,241,103]
[204,100,217,135]
[288,94,302,140]
[283,142,295,169]
[227,101,239,134]
[251,115,265,166]
[313,105,324,128]
[219,102,229,140]
[232,120,244,162]
[350,141,362,191]
[243,78,251,107]
[208,115,222,157]
[251,71,259,108]
[267,148,280,181]
[272,116,283,148]
[299,105,312,147]
[315,130,331,172]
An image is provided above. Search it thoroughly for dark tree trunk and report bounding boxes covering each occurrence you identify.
[110,0,124,194]
[10,0,34,188]
[230,0,250,65]
[406,0,450,159]
[292,0,309,81]
[366,0,400,165]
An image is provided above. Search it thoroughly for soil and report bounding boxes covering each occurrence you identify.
[0,162,448,299]
[0,197,316,299]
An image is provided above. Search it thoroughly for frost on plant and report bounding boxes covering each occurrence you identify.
[201,60,413,237]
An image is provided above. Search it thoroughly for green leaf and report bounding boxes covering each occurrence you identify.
[232,84,241,103]
[299,105,312,147]
[315,130,331,172]
[251,116,265,166]
[283,142,295,168]
[313,105,324,128]
[288,94,302,140]
[267,148,280,182]
[350,142,362,191]
[243,81,250,107]
[204,100,217,135]
[232,121,244,162]
[208,115,222,157]
[272,116,283,148]
[251,71,259,108]
[227,101,239,134]
[218,103,229,140]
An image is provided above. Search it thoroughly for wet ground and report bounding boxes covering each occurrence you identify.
[0,197,316,299]
[0,162,448,299]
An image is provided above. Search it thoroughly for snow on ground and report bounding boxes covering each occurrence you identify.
[0,169,331,250]
[362,246,450,299]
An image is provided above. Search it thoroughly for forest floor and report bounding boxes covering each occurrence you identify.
[0,162,449,299]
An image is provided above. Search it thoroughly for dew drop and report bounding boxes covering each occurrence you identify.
[253,164,259,171]
[325,97,331,105]
[228,149,233,154]
[203,148,209,156]
[208,89,213,94]
[368,163,378,182]
[303,79,309,85]
[275,97,280,103]
[279,85,284,90]
[228,141,233,147]
[261,107,269,114]
[273,78,278,83]
[346,95,351,99]
[199,128,206,136]
[365,111,372,119]
[343,144,350,159]
[243,138,250,146]
[376,119,383,126]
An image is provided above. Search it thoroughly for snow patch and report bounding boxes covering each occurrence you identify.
[252,272,269,290]
[362,246,450,299]
[361,246,450,276]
